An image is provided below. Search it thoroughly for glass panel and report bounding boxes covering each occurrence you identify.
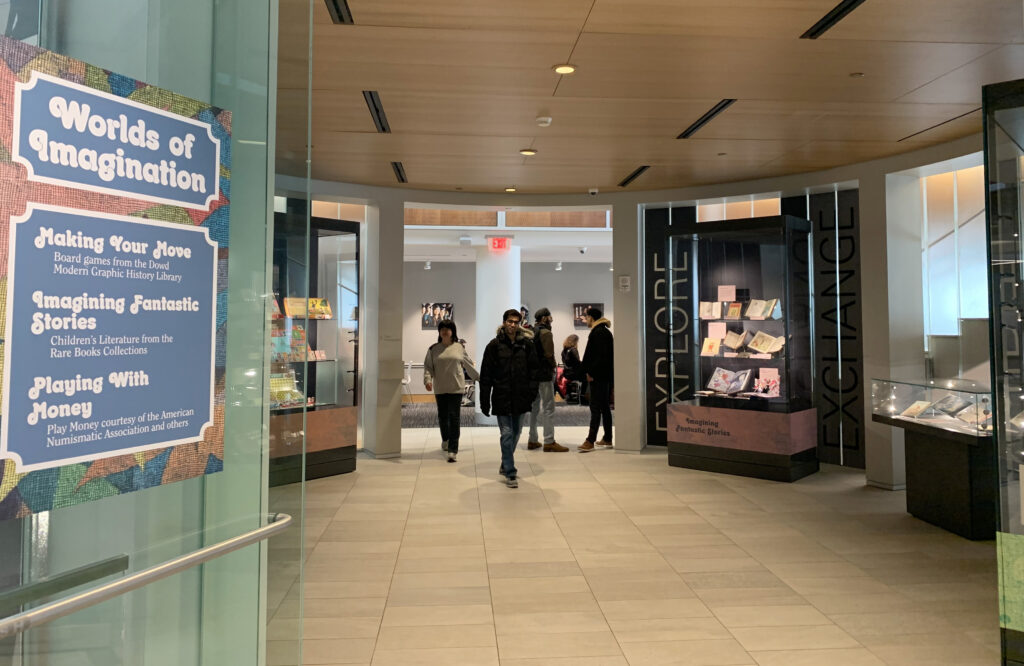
[958,214,989,319]
[0,0,298,664]
[925,171,956,245]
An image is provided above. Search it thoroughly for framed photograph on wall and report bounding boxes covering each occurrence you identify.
[421,302,454,329]
[573,303,604,328]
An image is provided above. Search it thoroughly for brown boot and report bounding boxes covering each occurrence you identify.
[596,440,613,448]
[578,440,595,452]
[543,442,568,452]
[527,441,542,450]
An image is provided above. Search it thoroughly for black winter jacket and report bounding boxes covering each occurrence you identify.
[561,346,582,381]
[480,328,540,416]
[581,318,614,382]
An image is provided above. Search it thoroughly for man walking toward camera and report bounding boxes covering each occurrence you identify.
[579,307,613,452]
[480,309,540,488]
[527,308,569,453]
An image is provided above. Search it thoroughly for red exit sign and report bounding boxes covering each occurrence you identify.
[490,237,510,251]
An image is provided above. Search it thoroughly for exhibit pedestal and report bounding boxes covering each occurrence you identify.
[667,402,818,482]
[269,406,358,486]
[873,413,995,540]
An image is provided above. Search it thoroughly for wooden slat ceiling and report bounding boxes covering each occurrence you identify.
[277,0,1024,194]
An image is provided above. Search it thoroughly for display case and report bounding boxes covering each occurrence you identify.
[269,209,359,485]
[664,215,817,482]
[984,78,1024,662]
[871,378,992,437]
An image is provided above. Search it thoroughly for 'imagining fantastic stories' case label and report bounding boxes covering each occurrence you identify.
[1,205,216,471]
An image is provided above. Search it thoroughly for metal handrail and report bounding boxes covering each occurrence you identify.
[0,512,292,639]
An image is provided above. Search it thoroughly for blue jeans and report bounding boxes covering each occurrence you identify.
[496,414,523,478]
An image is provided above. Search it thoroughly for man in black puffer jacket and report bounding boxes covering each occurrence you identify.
[480,308,539,488]
[579,307,614,452]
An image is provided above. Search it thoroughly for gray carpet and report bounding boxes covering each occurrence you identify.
[401,402,594,428]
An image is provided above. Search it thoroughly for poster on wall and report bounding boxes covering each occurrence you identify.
[0,36,231,520]
[573,303,604,328]
[421,302,453,329]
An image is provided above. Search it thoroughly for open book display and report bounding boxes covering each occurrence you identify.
[699,297,780,321]
[702,367,753,395]
[894,395,993,432]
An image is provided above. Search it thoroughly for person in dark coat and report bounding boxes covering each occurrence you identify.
[579,307,613,452]
[479,308,540,487]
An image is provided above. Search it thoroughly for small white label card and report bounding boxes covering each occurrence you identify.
[707,322,727,339]
[717,285,736,302]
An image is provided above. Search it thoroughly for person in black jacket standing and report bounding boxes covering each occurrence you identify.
[479,308,540,487]
[579,307,613,452]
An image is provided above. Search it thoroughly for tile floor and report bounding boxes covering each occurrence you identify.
[267,425,1000,665]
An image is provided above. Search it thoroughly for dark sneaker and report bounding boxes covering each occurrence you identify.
[578,440,595,452]
[527,441,542,450]
[544,442,569,452]
[506,476,518,488]
[447,451,456,463]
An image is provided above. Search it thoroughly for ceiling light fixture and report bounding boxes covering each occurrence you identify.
[553,64,576,75]
[555,262,563,271]
[324,0,354,24]
[801,0,867,39]
[609,265,614,272]
[677,99,737,139]
[362,91,391,133]
[505,187,517,193]
[618,165,651,188]
[536,116,552,127]
[849,72,865,78]
[424,261,431,270]
[391,161,407,184]
[519,148,538,156]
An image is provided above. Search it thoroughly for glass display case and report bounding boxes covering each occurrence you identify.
[984,78,1024,662]
[664,215,817,481]
[870,378,993,436]
[269,208,359,485]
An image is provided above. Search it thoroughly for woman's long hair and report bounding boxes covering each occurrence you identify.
[437,319,458,343]
[563,334,579,349]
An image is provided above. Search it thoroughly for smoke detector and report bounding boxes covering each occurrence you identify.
[536,116,552,127]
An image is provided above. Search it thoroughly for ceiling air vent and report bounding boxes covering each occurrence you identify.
[618,165,650,188]
[677,99,736,139]
[362,91,391,134]
[325,0,354,24]
[800,0,867,39]
[391,161,408,184]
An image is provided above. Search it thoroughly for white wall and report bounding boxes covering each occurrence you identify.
[521,262,614,360]
[402,262,476,392]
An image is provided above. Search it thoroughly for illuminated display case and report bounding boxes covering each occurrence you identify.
[269,208,359,485]
[665,215,817,482]
[870,378,993,437]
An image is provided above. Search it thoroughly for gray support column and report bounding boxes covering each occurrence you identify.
[612,203,645,452]
[475,245,521,418]
[360,199,404,458]
[862,171,906,489]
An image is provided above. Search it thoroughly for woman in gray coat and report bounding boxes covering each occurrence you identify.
[424,319,479,462]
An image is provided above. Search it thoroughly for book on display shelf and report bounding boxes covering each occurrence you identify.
[899,400,933,418]
[745,299,766,318]
[747,330,785,354]
[931,394,972,417]
[725,302,743,320]
[699,301,722,319]
[723,330,749,350]
[701,338,722,357]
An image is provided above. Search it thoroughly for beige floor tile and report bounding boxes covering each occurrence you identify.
[730,625,861,651]
[301,617,382,640]
[783,576,894,597]
[301,638,376,664]
[829,610,958,637]
[802,592,923,615]
[749,648,886,666]
[695,587,808,609]
[682,571,788,591]
[619,639,754,665]
[609,616,732,642]
[303,581,391,599]
[381,604,493,627]
[389,571,490,590]
[494,611,609,635]
[492,592,602,615]
[497,631,623,659]
[394,556,488,573]
[712,605,831,628]
[369,646,499,666]
[488,561,584,579]
[490,575,591,597]
[667,557,767,574]
[386,586,492,607]
[374,624,496,649]
[598,598,713,621]
[585,577,695,601]
[494,657,628,666]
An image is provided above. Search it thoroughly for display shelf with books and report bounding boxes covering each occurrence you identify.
[870,378,993,438]
[665,215,817,482]
[269,207,360,485]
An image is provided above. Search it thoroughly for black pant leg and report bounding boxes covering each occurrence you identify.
[445,393,462,453]
[435,393,450,444]
[587,380,612,442]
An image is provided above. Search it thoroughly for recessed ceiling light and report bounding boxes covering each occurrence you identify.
[717,152,727,156]
[505,187,516,193]
[424,261,431,270]
[553,64,576,75]
[849,72,865,78]
[519,148,537,156]
[555,262,563,271]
